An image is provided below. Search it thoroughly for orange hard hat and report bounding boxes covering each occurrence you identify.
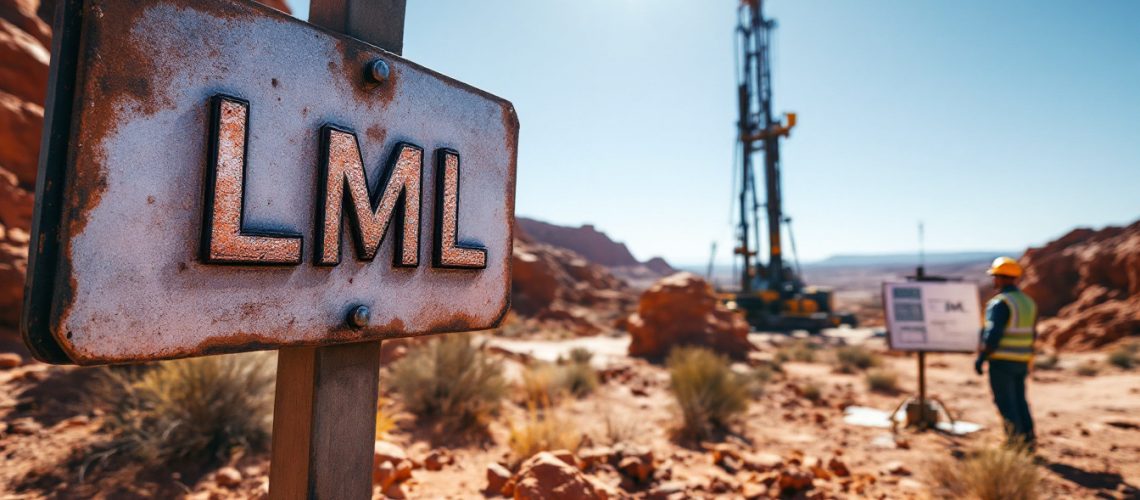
[987,256,1022,278]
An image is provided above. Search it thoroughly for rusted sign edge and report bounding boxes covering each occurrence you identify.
[22,0,520,365]
[21,0,84,364]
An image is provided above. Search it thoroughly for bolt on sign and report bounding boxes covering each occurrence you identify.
[22,0,518,365]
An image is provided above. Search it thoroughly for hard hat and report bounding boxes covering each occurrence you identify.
[987,256,1022,278]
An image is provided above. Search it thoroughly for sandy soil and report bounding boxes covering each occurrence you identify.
[1,330,1138,499]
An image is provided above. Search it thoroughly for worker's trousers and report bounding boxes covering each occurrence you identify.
[989,360,1035,448]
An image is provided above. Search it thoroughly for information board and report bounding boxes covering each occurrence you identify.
[882,281,982,352]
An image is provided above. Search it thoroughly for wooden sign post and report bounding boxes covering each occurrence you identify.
[268,3,405,498]
[23,0,517,497]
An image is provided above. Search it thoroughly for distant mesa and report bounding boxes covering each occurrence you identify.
[515,217,674,276]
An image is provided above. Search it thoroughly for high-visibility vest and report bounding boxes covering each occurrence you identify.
[986,289,1037,363]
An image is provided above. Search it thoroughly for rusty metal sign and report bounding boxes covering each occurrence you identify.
[22,0,518,365]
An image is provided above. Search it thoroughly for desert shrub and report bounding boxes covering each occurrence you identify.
[521,362,562,406]
[508,406,582,462]
[1075,360,1099,377]
[776,339,817,363]
[865,368,899,393]
[558,360,599,398]
[521,358,598,405]
[928,444,1038,500]
[567,347,594,365]
[1033,353,1059,370]
[798,381,823,401]
[391,334,506,430]
[1107,346,1135,369]
[750,362,780,390]
[592,412,641,446]
[667,347,749,440]
[834,345,881,373]
[89,353,276,465]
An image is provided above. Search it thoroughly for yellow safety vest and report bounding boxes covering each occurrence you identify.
[986,290,1037,363]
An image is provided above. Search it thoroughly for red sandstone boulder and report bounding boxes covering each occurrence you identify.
[512,452,607,500]
[625,272,754,360]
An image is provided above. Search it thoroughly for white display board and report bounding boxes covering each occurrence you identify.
[882,281,982,352]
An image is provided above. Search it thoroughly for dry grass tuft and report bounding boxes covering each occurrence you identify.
[834,345,880,373]
[1075,360,1100,377]
[521,357,599,406]
[928,443,1039,500]
[391,334,506,430]
[1107,342,1137,369]
[798,380,823,401]
[865,368,900,393]
[667,347,749,440]
[591,412,641,446]
[1033,353,1060,370]
[89,353,276,465]
[508,405,582,462]
[776,339,818,363]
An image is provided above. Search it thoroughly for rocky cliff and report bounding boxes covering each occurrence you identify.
[1020,220,1140,351]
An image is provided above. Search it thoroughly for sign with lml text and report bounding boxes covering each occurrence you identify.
[22,0,518,365]
[882,281,982,352]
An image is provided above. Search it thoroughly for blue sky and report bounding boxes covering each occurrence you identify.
[286,1,1140,265]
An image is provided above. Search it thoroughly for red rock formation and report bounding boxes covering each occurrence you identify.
[1019,220,1140,351]
[511,238,635,335]
[625,272,753,360]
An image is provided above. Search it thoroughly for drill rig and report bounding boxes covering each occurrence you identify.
[723,0,856,332]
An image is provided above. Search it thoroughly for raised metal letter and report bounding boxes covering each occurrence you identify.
[201,95,303,265]
[433,149,487,269]
[316,127,422,266]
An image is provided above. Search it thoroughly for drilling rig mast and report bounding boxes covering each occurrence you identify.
[726,0,856,332]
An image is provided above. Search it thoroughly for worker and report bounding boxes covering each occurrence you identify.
[975,256,1038,450]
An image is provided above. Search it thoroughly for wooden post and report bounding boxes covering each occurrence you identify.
[269,2,406,498]
[917,350,927,429]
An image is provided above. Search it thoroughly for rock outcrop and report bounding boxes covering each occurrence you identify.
[511,237,635,335]
[1019,220,1140,351]
[625,272,753,360]
[0,0,50,343]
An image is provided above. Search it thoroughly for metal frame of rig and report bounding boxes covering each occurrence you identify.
[723,0,856,333]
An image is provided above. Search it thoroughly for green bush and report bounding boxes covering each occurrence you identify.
[865,368,899,393]
[391,335,506,430]
[89,353,276,464]
[834,345,880,373]
[928,444,1038,500]
[667,347,749,440]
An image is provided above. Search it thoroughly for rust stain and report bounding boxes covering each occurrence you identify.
[334,41,398,108]
[365,124,386,143]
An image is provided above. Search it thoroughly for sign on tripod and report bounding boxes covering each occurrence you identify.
[882,281,982,352]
